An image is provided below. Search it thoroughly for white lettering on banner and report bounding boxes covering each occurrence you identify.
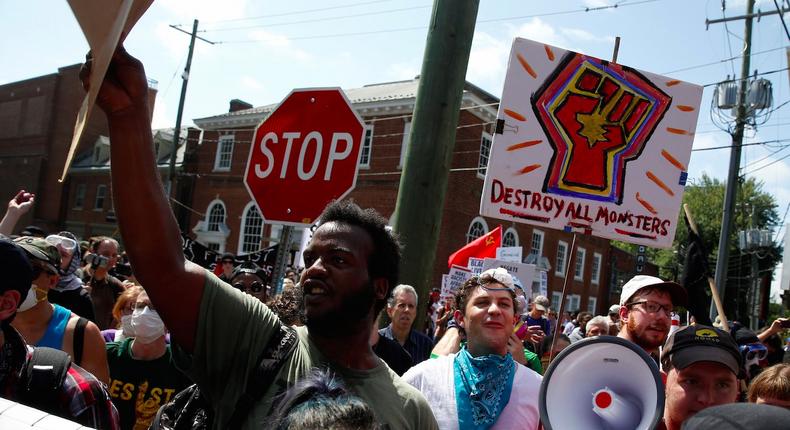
[254,131,356,181]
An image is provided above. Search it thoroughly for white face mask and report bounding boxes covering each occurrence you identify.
[18,284,47,313]
[131,306,166,344]
[120,314,134,337]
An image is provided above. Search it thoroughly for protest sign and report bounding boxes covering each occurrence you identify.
[496,246,523,262]
[480,37,702,248]
[468,257,485,275]
[442,265,473,300]
[482,258,536,293]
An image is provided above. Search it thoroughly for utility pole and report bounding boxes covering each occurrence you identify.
[709,0,755,322]
[167,20,214,208]
[392,0,480,329]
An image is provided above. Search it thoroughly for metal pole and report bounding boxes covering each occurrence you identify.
[712,0,755,322]
[392,0,480,330]
[168,19,199,201]
[271,225,293,295]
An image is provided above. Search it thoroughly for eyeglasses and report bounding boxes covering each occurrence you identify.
[626,300,673,317]
[45,235,77,252]
[740,343,768,361]
[234,281,263,293]
[222,260,234,265]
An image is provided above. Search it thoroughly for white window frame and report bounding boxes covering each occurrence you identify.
[192,199,230,253]
[238,202,264,254]
[398,120,411,169]
[74,184,86,210]
[206,201,226,232]
[503,227,519,247]
[94,185,107,211]
[551,291,563,312]
[574,247,586,281]
[529,229,544,258]
[477,132,493,179]
[555,240,568,277]
[591,252,602,285]
[359,124,373,169]
[566,294,581,312]
[587,296,598,314]
[213,134,235,172]
[466,216,489,244]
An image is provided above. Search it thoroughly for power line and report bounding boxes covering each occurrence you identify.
[215,0,660,44]
[661,46,786,74]
[691,138,790,152]
[187,0,398,25]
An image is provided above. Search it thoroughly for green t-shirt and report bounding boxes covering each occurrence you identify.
[173,271,438,430]
[106,338,192,430]
[524,348,543,374]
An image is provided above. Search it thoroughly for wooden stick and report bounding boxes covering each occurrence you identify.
[611,36,621,63]
[683,203,730,332]
[549,232,578,363]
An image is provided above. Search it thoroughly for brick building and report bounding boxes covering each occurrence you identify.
[0,65,156,234]
[186,78,641,314]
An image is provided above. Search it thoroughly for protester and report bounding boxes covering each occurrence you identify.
[0,190,35,236]
[379,284,434,366]
[617,275,688,357]
[48,231,96,322]
[0,238,119,428]
[84,49,437,428]
[584,315,610,337]
[607,304,621,330]
[101,285,144,342]
[218,252,235,283]
[562,311,578,336]
[266,284,304,327]
[680,403,790,430]
[403,268,542,429]
[84,236,126,330]
[230,261,269,303]
[568,311,592,343]
[266,368,381,429]
[370,315,413,376]
[757,317,790,364]
[660,325,742,430]
[524,295,551,337]
[105,290,191,430]
[540,333,571,372]
[11,236,110,384]
[747,363,790,408]
[732,326,768,382]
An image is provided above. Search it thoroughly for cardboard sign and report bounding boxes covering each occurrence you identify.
[496,246,523,263]
[62,0,154,182]
[480,37,702,248]
[482,258,536,293]
[468,257,485,275]
[441,266,473,300]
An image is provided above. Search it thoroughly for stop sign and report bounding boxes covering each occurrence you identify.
[243,88,365,226]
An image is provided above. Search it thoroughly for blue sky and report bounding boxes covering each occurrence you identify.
[2,0,789,299]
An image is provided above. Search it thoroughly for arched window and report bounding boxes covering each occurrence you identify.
[207,202,226,232]
[466,216,489,243]
[239,202,263,254]
[503,227,519,247]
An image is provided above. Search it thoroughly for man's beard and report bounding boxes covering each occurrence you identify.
[627,318,668,351]
[304,280,376,338]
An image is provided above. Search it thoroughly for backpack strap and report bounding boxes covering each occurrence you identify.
[227,324,298,428]
[73,317,88,366]
[21,347,72,412]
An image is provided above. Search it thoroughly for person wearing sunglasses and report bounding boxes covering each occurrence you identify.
[229,261,269,304]
[615,275,688,358]
[403,268,542,430]
[733,326,769,382]
[46,232,97,324]
[218,252,236,283]
[10,236,110,385]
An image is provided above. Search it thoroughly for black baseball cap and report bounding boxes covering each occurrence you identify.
[681,403,790,430]
[661,324,742,376]
[0,239,34,305]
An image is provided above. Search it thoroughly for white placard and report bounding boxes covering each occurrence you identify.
[468,257,485,275]
[496,246,523,263]
[482,258,536,293]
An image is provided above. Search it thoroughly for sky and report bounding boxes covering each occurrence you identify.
[2,0,789,300]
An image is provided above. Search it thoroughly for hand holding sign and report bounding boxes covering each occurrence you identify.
[61,0,154,182]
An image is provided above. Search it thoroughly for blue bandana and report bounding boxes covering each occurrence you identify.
[454,346,515,430]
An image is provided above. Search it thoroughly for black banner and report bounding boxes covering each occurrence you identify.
[181,234,279,281]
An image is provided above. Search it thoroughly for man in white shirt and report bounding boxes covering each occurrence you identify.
[403,268,542,430]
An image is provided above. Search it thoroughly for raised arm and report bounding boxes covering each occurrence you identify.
[0,190,35,236]
[82,47,204,351]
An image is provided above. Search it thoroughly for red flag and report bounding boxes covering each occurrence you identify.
[447,225,502,268]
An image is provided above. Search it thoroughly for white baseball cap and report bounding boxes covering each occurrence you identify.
[619,275,688,306]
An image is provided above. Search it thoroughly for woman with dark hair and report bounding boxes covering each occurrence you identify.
[268,368,381,429]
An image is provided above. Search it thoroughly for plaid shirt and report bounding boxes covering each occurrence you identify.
[0,324,120,429]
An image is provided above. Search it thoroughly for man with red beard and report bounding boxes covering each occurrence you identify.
[616,275,687,358]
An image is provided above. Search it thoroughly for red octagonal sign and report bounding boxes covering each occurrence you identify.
[244,88,365,226]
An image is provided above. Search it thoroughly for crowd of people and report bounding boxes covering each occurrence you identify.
[1,46,790,429]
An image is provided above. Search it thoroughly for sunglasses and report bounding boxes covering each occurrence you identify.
[740,343,768,361]
[234,281,263,293]
[45,235,77,252]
